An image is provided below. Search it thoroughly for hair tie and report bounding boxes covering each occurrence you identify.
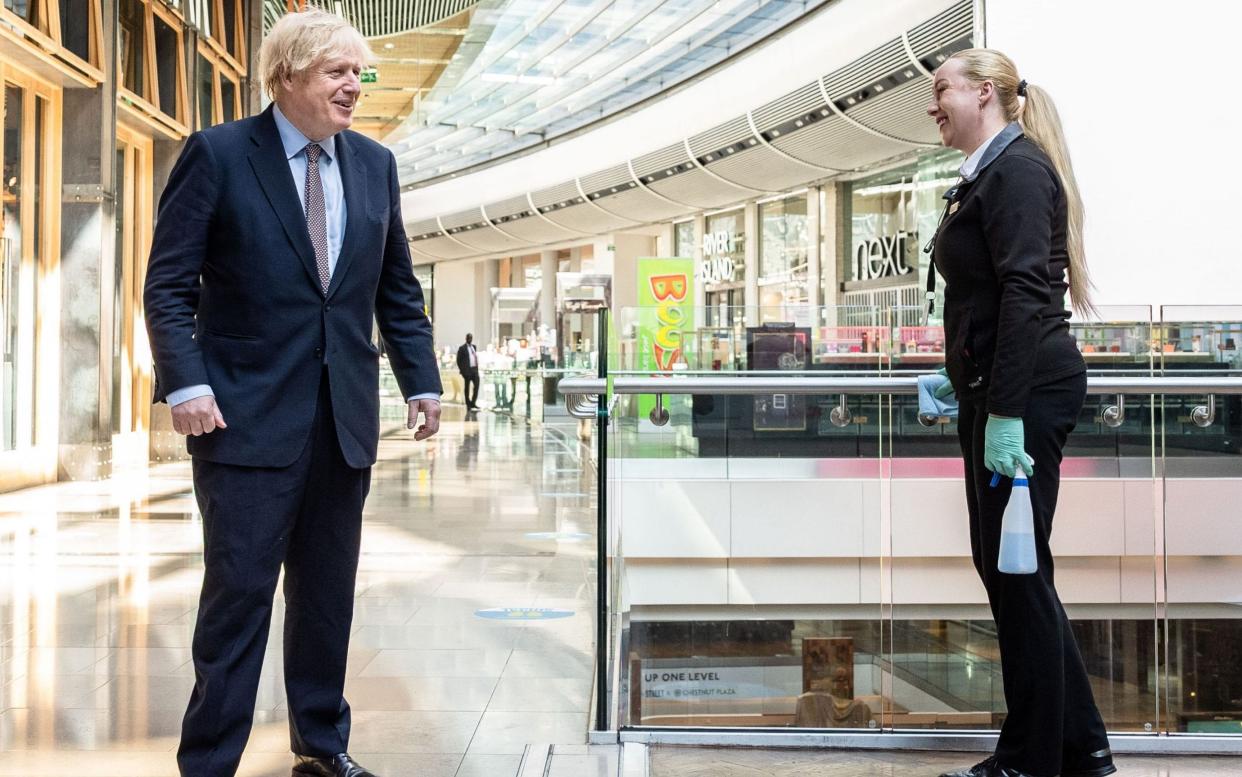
[1017,79,1028,97]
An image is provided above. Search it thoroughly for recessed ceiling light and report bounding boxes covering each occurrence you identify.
[384,42,395,50]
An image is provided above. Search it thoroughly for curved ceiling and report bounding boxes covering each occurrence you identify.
[406,0,975,262]
[388,0,835,185]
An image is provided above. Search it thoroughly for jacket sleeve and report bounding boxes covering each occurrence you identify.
[142,132,219,403]
[375,150,443,399]
[981,155,1059,417]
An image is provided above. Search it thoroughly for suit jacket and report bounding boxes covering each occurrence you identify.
[456,344,478,375]
[143,106,441,469]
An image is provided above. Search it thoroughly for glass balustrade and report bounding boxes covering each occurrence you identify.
[570,303,1242,741]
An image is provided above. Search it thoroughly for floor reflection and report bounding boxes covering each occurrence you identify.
[0,408,597,776]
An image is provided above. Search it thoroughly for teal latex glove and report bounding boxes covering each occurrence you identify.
[984,415,1035,479]
[933,367,956,400]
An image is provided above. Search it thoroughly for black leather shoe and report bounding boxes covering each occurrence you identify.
[292,753,379,777]
[1063,747,1118,777]
[939,756,1039,777]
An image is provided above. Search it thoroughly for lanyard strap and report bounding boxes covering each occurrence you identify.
[921,180,962,324]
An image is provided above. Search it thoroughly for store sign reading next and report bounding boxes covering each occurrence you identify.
[700,230,739,283]
[854,230,915,282]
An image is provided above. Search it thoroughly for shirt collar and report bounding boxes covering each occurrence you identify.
[272,103,337,162]
[959,121,1022,181]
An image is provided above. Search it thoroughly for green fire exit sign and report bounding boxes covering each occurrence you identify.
[361,68,378,84]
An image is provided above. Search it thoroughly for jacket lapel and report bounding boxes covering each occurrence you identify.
[247,107,323,293]
[327,131,367,301]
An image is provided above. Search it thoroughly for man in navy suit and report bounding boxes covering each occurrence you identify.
[143,9,440,777]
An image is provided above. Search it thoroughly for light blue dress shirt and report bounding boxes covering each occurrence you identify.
[167,105,438,409]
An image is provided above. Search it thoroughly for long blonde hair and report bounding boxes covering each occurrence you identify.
[947,48,1094,317]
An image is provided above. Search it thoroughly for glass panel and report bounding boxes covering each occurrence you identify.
[888,305,1159,735]
[220,76,236,123]
[611,303,885,728]
[120,0,146,97]
[2,0,39,26]
[600,301,1215,738]
[197,53,214,128]
[1158,305,1242,734]
[758,195,809,323]
[111,146,125,435]
[59,0,92,61]
[674,221,695,258]
[2,85,23,451]
[153,14,180,119]
[222,0,237,56]
[31,96,44,445]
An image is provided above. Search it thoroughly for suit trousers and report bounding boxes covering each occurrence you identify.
[178,370,371,777]
[958,371,1110,776]
[462,367,480,408]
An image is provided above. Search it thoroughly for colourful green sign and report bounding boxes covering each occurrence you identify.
[636,258,695,419]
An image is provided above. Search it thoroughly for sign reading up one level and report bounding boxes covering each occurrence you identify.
[360,67,378,84]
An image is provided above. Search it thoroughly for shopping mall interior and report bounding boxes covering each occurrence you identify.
[0,0,1240,775]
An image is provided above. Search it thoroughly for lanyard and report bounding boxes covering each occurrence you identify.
[922,179,962,325]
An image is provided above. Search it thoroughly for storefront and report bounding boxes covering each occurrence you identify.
[838,150,960,326]
[701,208,745,329]
[758,193,810,325]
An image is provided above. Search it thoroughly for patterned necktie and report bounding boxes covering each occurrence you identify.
[303,143,330,293]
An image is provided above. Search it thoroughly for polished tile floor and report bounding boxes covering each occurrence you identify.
[0,408,596,776]
[650,747,1242,776]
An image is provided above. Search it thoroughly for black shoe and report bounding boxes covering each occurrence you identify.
[1063,747,1117,777]
[939,756,1038,777]
[292,753,379,777]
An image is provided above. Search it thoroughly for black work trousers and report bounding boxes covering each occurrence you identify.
[958,371,1110,777]
[177,370,371,777]
[462,367,480,408]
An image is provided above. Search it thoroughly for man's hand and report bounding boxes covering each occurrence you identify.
[171,395,227,436]
[408,398,441,441]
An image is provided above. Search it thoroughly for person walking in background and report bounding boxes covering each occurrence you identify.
[456,332,481,410]
[143,8,441,777]
[925,48,1114,777]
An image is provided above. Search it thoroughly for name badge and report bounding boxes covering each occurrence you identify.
[949,201,960,215]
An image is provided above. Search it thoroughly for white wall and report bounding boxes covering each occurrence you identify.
[986,1,1242,309]
[427,260,481,353]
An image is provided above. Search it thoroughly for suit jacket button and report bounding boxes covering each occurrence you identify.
[314,347,323,358]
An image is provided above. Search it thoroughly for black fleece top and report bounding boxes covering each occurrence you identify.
[933,132,1085,417]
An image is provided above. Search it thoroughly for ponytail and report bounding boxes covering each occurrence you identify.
[949,49,1095,317]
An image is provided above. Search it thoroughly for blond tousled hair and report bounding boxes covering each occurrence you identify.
[259,6,374,101]
[947,48,1095,317]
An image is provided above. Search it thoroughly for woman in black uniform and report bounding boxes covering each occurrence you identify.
[926,49,1115,777]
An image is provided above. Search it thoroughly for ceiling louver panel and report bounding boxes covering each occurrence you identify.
[646,168,759,209]
[846,78,940,145]
[591,188,697,222]
[751,82,828,134]
[449,226,528,253]
[700,143,826,191]
[413,235,481,259]
[488,215,585,244]
[540,203,636,233]
[907,0,974,60]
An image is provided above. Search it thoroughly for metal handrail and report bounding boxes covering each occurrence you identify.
[557,374,1242,425]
